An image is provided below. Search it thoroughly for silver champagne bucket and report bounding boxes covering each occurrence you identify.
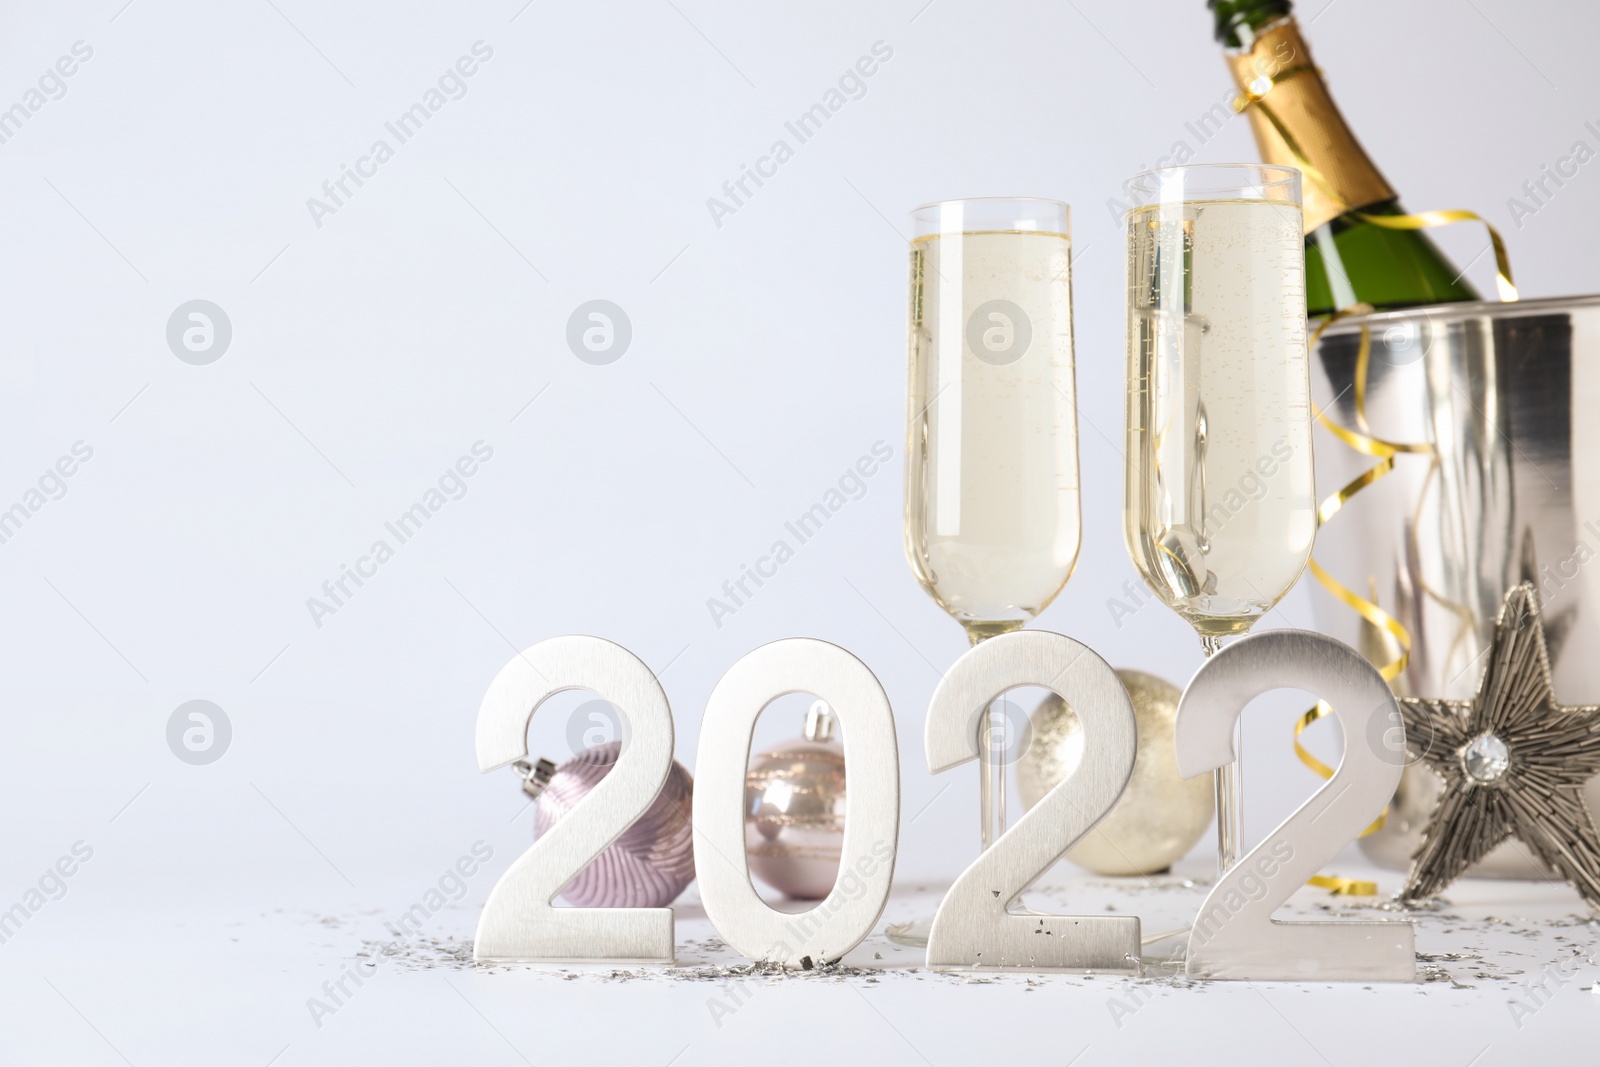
[1309,294,1600,878]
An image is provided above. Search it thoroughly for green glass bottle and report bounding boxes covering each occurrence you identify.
[1210,0,1479,316]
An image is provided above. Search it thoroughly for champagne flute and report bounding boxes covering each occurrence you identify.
[889,197,1080,944]
[1122,164,1316,872]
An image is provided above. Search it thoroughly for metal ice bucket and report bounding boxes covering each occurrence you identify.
[1310,294,1600,878]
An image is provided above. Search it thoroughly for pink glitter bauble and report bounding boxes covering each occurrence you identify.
[745,737,845,900]
[533,741,696,908]
[745,701,845,900]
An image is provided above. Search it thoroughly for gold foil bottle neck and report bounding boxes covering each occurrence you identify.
[1227,18,1395,232]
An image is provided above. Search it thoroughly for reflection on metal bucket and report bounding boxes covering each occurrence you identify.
[1310,295,1600,878]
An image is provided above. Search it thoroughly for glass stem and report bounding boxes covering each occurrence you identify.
[979,702,1006,852]
[966,622,1019,853]
[1201,634,1241,875]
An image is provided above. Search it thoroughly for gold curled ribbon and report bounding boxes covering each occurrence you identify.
[1295,703,1386,837]
[1233,85,1519,303]
[1306,308,1422,689]
[1354,211,1519,303]
[1288,311,1429,895]
[1307,872,1379,896]
[1296,702,1380,895]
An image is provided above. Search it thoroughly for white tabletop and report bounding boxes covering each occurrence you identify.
[5,851,1593,1066]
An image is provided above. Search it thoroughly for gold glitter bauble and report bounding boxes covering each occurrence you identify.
[1016,668,1212,876]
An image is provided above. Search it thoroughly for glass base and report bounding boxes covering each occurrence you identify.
[888,918,1190,954]
[883,917,932,948]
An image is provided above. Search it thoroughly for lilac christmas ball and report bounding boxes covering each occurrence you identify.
[533,741,696,908]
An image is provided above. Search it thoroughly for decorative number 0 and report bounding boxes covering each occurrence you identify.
[694,639,899,967]
[1175,629,1415,982]
[925,630,1142,973]
[474,636,676,963]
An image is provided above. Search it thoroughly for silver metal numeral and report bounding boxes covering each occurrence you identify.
[474,636,677,963]
[1176,629,1415,982]
[924,630,1142,973]
[694,639,899,967]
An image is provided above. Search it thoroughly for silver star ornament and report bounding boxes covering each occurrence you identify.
[1397,583,1600,908]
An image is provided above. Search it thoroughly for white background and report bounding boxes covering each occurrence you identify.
[1,0,1597,1064]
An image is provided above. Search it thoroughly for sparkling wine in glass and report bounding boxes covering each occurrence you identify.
[1122,164,1316,871]
[905,197,1081,652]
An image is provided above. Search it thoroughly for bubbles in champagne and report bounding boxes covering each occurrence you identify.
[1124,198,1315,636]
[905,230,1081,628]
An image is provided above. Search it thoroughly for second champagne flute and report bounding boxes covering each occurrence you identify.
[1122,164,1317,872]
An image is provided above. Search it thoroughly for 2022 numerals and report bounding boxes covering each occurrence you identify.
[472,629,1413,979]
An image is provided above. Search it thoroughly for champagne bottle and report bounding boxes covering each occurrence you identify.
[1211,0,1479,315]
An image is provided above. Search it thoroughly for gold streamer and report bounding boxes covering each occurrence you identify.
[1232,85,1520,303]
[1287,307,1431,894]
[1305,308,1424,695]
[1356,211,1519,303]
[1294,702,1387,836]
[1308,872,1380,896]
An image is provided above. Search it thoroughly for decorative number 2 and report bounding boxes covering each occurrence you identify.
[925,630,1142,973]
[695,639,899,967]
[473,635,677,963]
[1175,629,1415,982]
